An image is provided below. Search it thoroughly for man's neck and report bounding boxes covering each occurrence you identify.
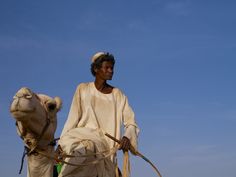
[94,79,113,94]
[94,79,107,91]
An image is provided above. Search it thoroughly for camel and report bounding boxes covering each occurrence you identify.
[10,87,62,177]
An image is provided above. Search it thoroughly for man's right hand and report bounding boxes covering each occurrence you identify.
[119,136,131,152]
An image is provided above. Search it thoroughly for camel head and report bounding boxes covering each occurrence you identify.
[10,87,62,121]
[10,87,62,148]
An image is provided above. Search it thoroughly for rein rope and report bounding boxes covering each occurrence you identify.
[15,91,162,177]
[39,144,120,167]
[19,146,28,174]
[17,129,162,177]
[39,133,163,177]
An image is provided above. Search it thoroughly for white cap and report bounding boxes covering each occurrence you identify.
[91,52,105,63]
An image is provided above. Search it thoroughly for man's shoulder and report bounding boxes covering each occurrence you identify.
[77,82,91,87]
[76,82,92,91]
[113,87,126,97]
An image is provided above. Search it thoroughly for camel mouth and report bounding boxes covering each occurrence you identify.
[10,108,35,114]
[10,109,36,121]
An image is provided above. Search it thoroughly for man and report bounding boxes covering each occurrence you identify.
[58,52,139,177]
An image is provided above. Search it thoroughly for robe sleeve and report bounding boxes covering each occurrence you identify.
[122,95,140,152]
[59,85,82,140]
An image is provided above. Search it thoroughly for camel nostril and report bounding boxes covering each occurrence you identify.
[25,94,32,99]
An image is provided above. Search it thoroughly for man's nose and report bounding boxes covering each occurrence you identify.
[108,68,113,73]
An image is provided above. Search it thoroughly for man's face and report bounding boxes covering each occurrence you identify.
[95,61,114,81]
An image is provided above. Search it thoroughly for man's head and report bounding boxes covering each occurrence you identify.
[90,52,115,79]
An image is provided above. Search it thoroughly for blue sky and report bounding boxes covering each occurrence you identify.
[0,0,236,177]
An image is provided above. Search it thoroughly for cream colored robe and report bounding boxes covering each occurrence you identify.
[59,82,139,177]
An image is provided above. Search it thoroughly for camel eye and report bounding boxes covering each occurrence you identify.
[48,103,56,111]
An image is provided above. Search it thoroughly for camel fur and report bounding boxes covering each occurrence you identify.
[10,87,62,177]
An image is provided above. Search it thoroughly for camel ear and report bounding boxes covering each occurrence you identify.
[54,97,62,111]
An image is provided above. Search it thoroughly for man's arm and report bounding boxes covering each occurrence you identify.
[122,95,140,152]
